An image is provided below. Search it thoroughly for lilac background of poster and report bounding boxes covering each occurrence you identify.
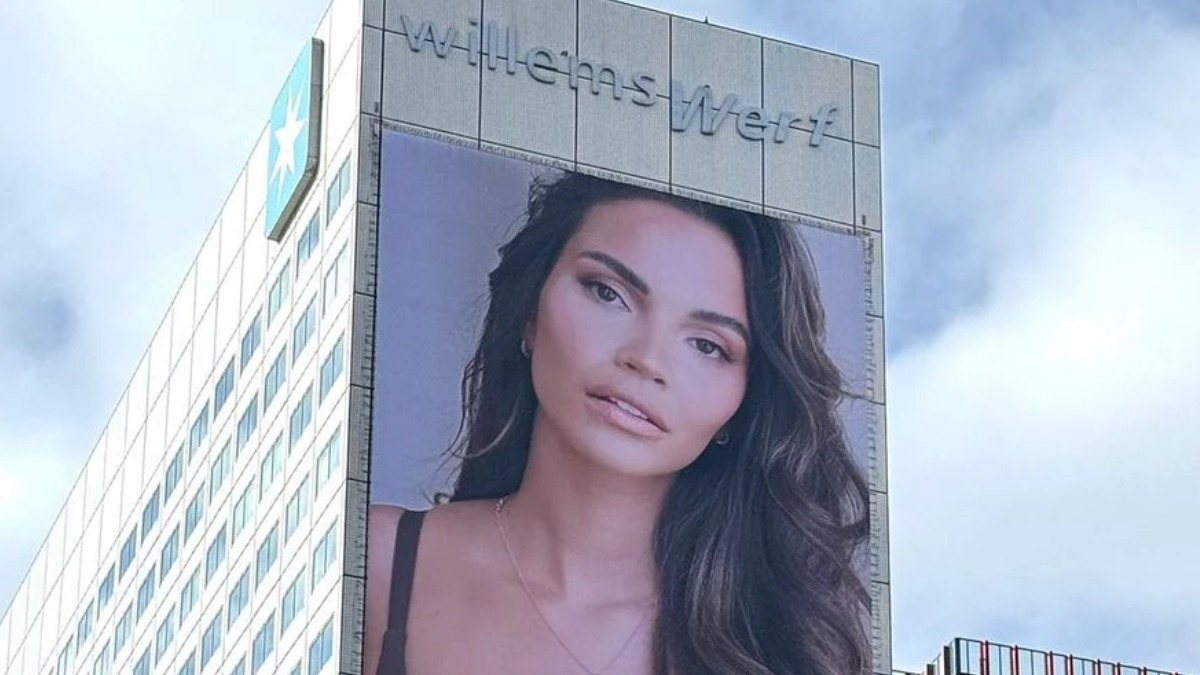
[372,130,868,508]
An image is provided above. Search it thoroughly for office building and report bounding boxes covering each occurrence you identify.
[0,0,887,673]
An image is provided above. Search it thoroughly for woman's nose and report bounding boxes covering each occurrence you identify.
[614,331,668,386]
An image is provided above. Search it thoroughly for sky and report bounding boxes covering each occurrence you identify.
[1,0,1198,672]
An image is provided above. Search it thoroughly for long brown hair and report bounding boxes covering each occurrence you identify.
[448,171,871,675]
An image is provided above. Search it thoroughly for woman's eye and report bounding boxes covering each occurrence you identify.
[583,280,627,308]
[692,338,730,361]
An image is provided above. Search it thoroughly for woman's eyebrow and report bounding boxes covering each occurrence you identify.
[690,309,750,345]
[579,250,649,295]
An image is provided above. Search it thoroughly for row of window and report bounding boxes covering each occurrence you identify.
[49,157,352,675]
[93,614,334,675]
[58,376,344,675]
[227,237,349,432]
[259,286,344,414]
[84,510,341,675]
[61,508,339,675]
[90,319,343,619]
[271,153,352,338]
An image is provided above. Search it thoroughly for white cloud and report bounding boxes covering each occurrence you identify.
[888,4,1200,671]
[0,0,330,618]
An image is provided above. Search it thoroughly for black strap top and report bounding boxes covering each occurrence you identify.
[377,510,427,675]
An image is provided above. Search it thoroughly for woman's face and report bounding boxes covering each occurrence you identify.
[528,198,750,478]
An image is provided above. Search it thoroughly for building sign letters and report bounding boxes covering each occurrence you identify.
[397,15,841,147]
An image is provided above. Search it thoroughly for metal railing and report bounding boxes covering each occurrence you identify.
[916,638,1186,675]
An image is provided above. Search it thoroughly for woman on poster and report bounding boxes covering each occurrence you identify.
[364,171,871,675]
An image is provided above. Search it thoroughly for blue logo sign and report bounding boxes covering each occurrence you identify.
[266,38,324,241]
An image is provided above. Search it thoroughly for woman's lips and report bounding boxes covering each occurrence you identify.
[585,391,668,438]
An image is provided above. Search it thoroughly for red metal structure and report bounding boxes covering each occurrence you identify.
[894,638,1185,675]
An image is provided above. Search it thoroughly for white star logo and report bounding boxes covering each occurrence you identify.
[271,87,308,198]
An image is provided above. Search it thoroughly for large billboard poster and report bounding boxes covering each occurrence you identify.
[362,128,873,675]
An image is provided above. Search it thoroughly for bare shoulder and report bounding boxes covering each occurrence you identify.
[363,504,407,675]
[369,503,407,536]
[421,499,496,548]
[366,504,407,595]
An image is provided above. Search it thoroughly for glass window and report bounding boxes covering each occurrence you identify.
[307,619,334,675]
[260,435,284,499]
[76,601,94,646]
[337,155,352,197]
[136,567,157,620]
[185,485,205,541]
[140,488,161,539]
[179,566,201,621]
[312,520,339,586]
[297,212,321,269]
[228,568,251,628]
[231,657,246,675]
[214,359,236,416]
[263,347,288,410]
[285,476,310,542]
[133,648,151,675]
[268,260,292,327]
[114,605,132,654]
[210,440,232,500]
[289,387,313,450]
[315,428,341,493]
[292,298,317,363]
[280,570,306,632]
[118,529,137,579]
[201,610,223,670]
[251,613,276,674]
[189,403,211,460]
[232,480,257,543]
[206,524,228,582]
[255,524,280,587]
[178,652,196,675]
[56,637,73,674]
[93,640,111,675]
[160,526,180,579]
[318,336,344,402]
[240,310,263,370]
[154,605,177,663]
[236,395,260,454]
[324,176,340,225]
[165,444,185,502]
[321,244,348,317]
[98,565,115,611]
[325,155,352,224]
[290,664,302,675]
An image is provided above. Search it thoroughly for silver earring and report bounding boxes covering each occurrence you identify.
[715,429,730,446]
[520,338,531,358]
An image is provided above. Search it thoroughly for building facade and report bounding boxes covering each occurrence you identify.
[0,0,887,674]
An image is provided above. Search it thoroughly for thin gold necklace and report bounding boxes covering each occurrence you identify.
[494,497,650,675]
